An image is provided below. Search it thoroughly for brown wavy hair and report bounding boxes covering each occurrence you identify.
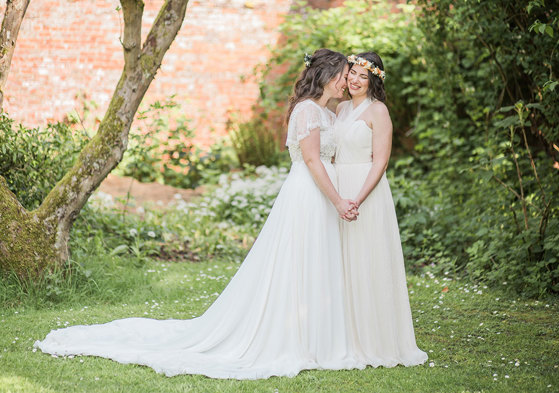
[286,48,347,124]
[349,51,386,103]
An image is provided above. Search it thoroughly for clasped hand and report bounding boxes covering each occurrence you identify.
[338,199,359,222]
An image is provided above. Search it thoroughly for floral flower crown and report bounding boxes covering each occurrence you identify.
[347,54,386,81]
[304,53,313,68]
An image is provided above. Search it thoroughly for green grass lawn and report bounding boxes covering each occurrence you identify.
[1,257,558,393]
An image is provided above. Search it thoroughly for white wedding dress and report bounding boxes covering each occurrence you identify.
[34,99,361,379]
[334,98,428,367]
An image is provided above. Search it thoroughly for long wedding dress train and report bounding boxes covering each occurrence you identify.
[34,99,362,379]
[334,98,428,367]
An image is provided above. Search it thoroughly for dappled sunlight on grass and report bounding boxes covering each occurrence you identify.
[0,376,57,393]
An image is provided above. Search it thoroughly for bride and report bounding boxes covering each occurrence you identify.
[35,49,362,379]
[335,52,428,367]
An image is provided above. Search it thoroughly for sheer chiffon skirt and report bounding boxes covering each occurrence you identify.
[35,161,361,379]
[336,162,428,367]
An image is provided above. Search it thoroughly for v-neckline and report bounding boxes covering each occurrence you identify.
[345,98,371,122]
[351,98,370,112]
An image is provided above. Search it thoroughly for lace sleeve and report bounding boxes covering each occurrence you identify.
[294,102,322,141]
[286,101,323,145]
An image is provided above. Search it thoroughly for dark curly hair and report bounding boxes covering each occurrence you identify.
[349,51,386,103]
[286,48,347,123]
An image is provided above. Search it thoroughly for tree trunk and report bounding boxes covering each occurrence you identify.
[0,0,31,112]
[0,0,190,276]
[0,177,58,275]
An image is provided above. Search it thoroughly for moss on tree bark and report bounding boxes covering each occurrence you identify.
[0,177,57,276]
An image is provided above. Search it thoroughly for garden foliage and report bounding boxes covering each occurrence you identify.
[227,113,286,167]
[207,165,288,229]
[405,0,558,296]
[0,114,90,210]
[118,99,238,189]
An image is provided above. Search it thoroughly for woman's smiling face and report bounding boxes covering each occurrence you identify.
[347,64,369,98]
[323,64,349,100]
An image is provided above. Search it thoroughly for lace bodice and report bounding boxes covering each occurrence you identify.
[285,99,336,162]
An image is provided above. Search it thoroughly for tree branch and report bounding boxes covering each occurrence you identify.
[491,174,543,215]
[0,0,31,112]
[140,0,189,73]
[36,0,189,262]
[508,127,529,231]
[121,0,143,72]
[520,125,547,207]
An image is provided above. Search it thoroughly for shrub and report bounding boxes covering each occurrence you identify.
[0,113,89,209]
[397,0,559,296]
[205,165,289,229]
[118,99,238,188]
[227,113,286,167]
[69,165,291,266]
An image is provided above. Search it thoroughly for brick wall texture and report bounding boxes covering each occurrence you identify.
[4,0,300,145]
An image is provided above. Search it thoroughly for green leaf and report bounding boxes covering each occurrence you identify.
[494,115,519,129]
[543,80,558,92]
[110,244,129,256]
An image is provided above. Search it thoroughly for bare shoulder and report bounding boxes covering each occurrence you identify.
[364,100,392,132]
[366,100,390,118]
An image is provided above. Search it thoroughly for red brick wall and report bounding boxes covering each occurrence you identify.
[3,0,294,145]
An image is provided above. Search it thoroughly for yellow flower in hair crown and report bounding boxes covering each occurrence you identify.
[347,54,386,81]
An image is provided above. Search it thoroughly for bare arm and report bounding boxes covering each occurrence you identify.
[354,103,393,207]
[300,128,355,217]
